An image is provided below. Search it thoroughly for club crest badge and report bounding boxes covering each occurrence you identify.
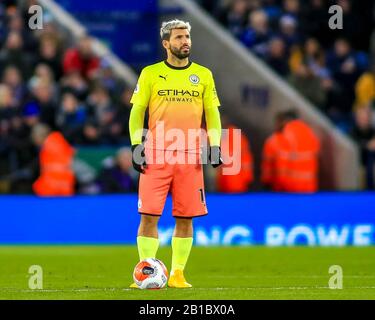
[189,74,200,84]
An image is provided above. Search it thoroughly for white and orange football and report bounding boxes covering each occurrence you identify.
[133,258,168,289]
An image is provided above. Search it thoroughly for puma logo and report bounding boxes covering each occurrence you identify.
[159,75,167,81]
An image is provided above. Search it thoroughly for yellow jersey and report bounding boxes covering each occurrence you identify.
[130,60,220,151]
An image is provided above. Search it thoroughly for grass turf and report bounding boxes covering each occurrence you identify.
[0,246,374,300]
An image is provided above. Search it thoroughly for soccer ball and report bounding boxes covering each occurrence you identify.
[133,258,168,289]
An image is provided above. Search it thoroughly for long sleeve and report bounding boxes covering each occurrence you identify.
[129,104,147,145]
[129,67,151,145]
[205,106,221,147]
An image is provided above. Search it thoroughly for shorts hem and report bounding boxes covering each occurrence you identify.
[138,211,162,216]
[172,212,208,219]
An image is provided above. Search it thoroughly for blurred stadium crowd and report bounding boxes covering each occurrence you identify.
[197,0,375,190]
[198,0,374,129]
[0,0,135,194]
[0,0,375,195]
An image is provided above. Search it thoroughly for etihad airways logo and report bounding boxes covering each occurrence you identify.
[158,89,200,97]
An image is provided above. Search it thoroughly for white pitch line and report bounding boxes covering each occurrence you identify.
[0,288,133,293]
[1,286,375,293]
[206,275,375,279]
[184,286,375,290]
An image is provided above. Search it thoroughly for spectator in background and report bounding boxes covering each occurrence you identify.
[63,35,100,80]
[282,0,300,21]
[96,59,124,96]
[22,102,40,128]
[0,3,6,48]
[80,121,101,145]
[6,102,39,193]
[97,147,136,193]
[6,10,37,52]
[335,0,360,48]
[29,77,58,129]
[36,35,63,80]
[0,83,16,123]
[299,0,330,47]
[355,62,375,108]
[265,37,289,76]
[9,102,39,170]
[241,10,273,58]
[31,63,55,82]
[216,116,253,193]
[32,15,66,50]
[31,123,75,196]
[29,63,59,99]
[86,85,113,121]
[278,14,299,51]
[290,37,335,113]
[98,107,124,145]
[326,38,363,117]
[1,65,25,108]
[56,91,86,144]
[0,84,15,153]
[302,38,331,80]
[116,86,133,141]
[0,84,15,179]
[61,71,89,101]
[288,63,326,107]
[262,0,283,28]
[86,85,123,144]
[218,0,249,39]
[351,107,375,189]
[0,31,33,79]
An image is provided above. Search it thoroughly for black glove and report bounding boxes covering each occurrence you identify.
[131,144,147,174]
[209,146,223,168]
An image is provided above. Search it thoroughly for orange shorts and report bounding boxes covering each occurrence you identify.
[138,149,207,218]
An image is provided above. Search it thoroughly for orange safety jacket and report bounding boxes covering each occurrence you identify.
[262,120,320,192]
[33,131,75,196]
[261,131,291,191]
[282,120,320,193]
[217,125,253,193]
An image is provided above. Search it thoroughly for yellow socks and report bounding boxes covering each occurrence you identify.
[137,236,159,261]
[171,237,193,273]
[137,236,193,272]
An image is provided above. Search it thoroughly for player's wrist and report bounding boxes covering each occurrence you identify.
[131,143,143,148]
[209,146,223,168]
[131,144,146,173]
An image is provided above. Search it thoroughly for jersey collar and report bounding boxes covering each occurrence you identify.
[164,60,192,70]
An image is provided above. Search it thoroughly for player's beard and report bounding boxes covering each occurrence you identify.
[169,44,190,60]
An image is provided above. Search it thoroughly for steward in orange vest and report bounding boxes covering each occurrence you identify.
[262,111,320,192]
[282,118,320,192]
[32,124,75,196]
[262,131,291,191]
[217,124,253,193]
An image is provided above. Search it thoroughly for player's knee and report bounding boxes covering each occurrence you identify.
[138,215,160,237]
[175,218,193,236]
[140,214,159,228]
[176,217,192,226]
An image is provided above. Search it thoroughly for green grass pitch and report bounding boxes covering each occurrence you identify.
[0,246,374,300]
